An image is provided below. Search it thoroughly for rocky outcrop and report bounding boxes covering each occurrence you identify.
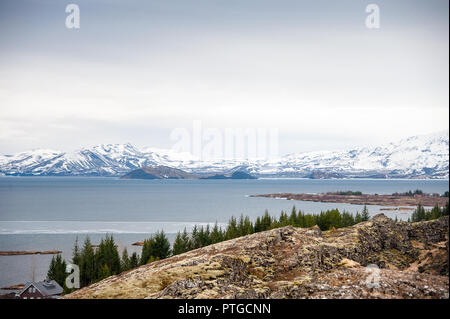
[65,215,449,299]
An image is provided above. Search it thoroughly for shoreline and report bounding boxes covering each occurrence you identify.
[0,250,62,256]
[250,193,449,207]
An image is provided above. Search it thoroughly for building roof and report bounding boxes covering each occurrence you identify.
[19,280,63,296]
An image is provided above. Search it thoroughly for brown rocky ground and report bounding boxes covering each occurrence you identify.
[65,214,449,299]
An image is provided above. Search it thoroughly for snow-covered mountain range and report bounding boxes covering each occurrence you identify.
[0,131,448,178]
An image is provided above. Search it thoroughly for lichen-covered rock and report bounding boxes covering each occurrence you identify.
[65,215,449,299]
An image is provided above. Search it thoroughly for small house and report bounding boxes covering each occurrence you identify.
[17,280,63,299]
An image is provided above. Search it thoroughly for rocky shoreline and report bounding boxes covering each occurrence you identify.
[0,284,24,290]
[250,193,448,207]
[0,250,62,256]
[65,214,449,299]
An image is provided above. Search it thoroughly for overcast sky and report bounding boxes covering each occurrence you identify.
[0,0,448,156]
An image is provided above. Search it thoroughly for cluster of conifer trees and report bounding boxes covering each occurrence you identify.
[171,206,370,255]
[409,202,449,222]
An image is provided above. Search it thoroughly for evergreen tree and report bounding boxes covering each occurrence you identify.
[261,210,272,231]
[303,214,315,228]
[289,206,298,226]
[47,254,67,288]
[152,231,171,259]
[72,236,81,266]
[278,211,289,227]
[95,234,121,278]
[444,201,449,216]
[254,217,262,233]
[412,204,426,222]
[182,228,193,251]
[121,248,130,271]
[173,231,188,255]
[79,236,96,286]
[140,237,155,265]
[341,211,356,227]
[210,223,224,244]
[98,264,111,280]
[430,204,442,220]
[361,205,370,221]
[198,225,211,247]
[243,216,253,235]
[355,211,363,224]
[191,225,201,249]
[140,231,171,264]
[225,216,239,240]
[129,252,139,269]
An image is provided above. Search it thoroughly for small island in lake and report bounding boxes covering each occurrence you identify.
[251,190,449,207]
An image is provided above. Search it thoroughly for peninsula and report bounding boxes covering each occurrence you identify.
[0,250,62,256]
[250,191,449,207]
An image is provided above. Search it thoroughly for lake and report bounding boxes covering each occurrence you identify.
[0,177,448,290]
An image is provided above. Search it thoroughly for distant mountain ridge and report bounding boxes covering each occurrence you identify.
[0,131,448,178]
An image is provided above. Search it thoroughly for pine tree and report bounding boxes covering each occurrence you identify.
[191,225,201,249]
[430,204,442,220]
[261,210,272,231]
[47,254,67,288]
[98,264,111,280]
[121,248,130,271]
[361,205,370,221]
[152,231,171,259]
[72,236,80,266]
[289,206,297,226]
[278,211,289,227]
[129,252,139,269]
[182,228,193,251]
[140,231,171,264]
[412,204,426,222]
[95,234,121,278]
[210,223,224,244]
[199,225,211,247]
[79,236,95,286]
[238,214,246,237]
[355,211,363,224]
[140,237,155,265]
[225,216,239,240]
[444,201,449,216]
[342,211,356,227]
[254,217,262,233]
[173,231,187,255]
[243,216,253,235]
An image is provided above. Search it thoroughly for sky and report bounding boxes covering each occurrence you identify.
[0,0,448,157]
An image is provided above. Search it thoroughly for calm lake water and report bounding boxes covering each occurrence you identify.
[0,177,448,290]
